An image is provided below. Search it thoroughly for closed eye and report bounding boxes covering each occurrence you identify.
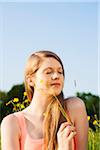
[58,71,63,74]
[46,71,53,74]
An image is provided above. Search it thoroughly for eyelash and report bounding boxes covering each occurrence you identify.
[46,71,63,74]
[46,71,52,74]
[58,71,63,74]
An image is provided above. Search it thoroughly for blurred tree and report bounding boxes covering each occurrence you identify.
[7,83,25,101]
[0,83,25,123]
[0,90,7,100]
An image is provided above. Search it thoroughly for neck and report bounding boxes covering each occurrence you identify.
[25,90,53,119]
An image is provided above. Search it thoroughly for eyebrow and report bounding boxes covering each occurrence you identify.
[43,67,63,72]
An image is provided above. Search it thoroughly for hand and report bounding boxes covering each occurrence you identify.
[57,122,76,150]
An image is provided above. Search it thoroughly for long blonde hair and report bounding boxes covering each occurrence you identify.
[24,50,66,150]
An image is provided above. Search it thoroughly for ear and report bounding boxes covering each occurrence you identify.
[26,75,35,87]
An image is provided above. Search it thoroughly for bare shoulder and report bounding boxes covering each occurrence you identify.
[1,113,21,149]
[64,96,85,110]
[1,113,20,135]
[1,113,17,126]
[64,97,87,123]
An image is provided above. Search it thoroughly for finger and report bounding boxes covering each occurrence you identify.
[58,122,72,133]
[62,125,76,137]
[67,131,76,141]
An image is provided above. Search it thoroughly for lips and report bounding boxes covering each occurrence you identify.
[51,83,61,86]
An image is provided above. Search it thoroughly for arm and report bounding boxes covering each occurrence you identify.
[1,114,21,150]
[66,97,89,150]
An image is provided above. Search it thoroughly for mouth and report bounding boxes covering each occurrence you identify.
[51,83,61,87]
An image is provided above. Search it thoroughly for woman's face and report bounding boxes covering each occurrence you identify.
[34,57,64,96]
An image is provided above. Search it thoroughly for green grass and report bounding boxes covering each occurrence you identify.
[88,127,100,150]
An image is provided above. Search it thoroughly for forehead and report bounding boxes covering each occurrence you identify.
[40,57,62,69]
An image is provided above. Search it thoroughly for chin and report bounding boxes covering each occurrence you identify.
[49,89,62,97]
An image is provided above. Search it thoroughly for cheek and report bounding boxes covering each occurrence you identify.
[36,78,49,89]
[60,79,64,90]
[61,76,64,84]
[62,79,64,86]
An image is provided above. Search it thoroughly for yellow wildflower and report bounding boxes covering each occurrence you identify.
[93,120,98,125]
[16,103,20,107]
[24,92,27,96]
[24,99,29,103]
[88,116,90,121]
[20,104,25,109]
[13,98,19,102]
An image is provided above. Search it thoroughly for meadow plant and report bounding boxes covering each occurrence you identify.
[88,115,100,150]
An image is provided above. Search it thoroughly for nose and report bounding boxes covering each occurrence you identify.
[51,72,59,80]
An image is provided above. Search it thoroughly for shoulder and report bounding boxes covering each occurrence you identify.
[64,97,87,123]
[1,113,17,126]
[1,113,20,136]
[64,96,85,110]
[1,113,21,149]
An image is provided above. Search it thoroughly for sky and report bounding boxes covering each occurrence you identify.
[0,1,99,97]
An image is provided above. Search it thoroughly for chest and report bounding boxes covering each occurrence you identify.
[25,117,44,139]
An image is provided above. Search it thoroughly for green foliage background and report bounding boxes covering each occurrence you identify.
[0,83,100,150]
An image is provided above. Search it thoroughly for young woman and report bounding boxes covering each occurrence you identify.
[1,50,89,150]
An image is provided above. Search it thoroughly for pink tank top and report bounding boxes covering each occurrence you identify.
[14,112,76,150]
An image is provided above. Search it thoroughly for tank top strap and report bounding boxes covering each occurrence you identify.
[14,112,27,149]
